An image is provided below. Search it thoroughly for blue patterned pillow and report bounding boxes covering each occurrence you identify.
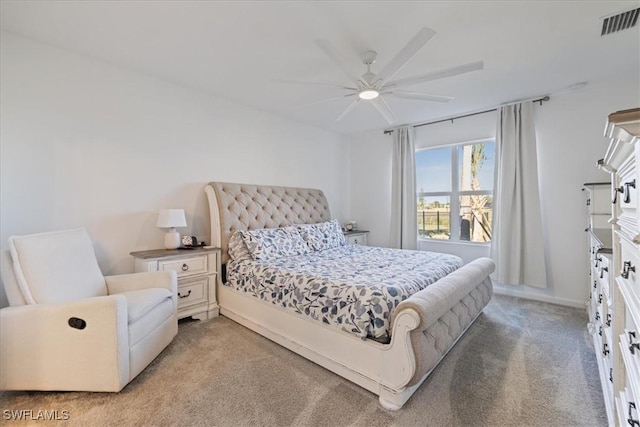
[241,226,311,261]
[297,219,346,252]
[228,230,252,262]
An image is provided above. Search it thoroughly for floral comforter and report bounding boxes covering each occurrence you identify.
[225,245,463,342]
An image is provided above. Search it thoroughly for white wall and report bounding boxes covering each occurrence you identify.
[0,32,349,307]
[348,77,639,307]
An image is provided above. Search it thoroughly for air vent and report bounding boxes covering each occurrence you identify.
[601,8,640,36]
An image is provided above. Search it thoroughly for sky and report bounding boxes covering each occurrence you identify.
[416,141,495,196]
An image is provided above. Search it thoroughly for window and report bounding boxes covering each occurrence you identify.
[416,140,495,243]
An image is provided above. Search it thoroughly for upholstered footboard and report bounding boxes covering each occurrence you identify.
[378,257,494,409]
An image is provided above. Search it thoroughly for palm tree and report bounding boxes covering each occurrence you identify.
[469,144,491,241]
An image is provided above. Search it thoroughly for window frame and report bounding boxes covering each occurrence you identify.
[416,138,495,244]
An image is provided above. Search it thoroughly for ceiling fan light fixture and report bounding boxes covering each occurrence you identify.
[358,89,379,100]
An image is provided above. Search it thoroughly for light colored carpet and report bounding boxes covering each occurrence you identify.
[0,294,606,426]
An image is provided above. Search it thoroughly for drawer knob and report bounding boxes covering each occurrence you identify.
[607,314,612,327]
[629,401,640,426]
[598,326,603,336]
[614,180,636,204]
[178,290,192,299]
[181,263,189,272]
[600,267,608,278]
[595,312,601,321]
[625,180,637,204]
[613,185,624,204]
[603,342,610,356]
[629,331,640,355]
[598,294,603,304]
[623,261,636,279]
[610,367,613,383]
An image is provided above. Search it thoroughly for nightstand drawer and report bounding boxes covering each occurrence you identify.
[160,255,207,278]
[177,278,207,309]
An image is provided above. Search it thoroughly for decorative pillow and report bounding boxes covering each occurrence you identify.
[241,226,310,261]
[297,219,346,252]
[227,230,252,262]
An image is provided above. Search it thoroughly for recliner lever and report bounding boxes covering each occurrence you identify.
[68,317,87,330]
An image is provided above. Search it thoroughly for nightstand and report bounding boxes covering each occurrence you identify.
[130,247,220,321]
[344,230,369,246]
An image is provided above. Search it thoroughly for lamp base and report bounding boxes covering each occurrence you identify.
[164,228,181,250]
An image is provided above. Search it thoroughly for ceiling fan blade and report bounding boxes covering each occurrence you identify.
[295,93,357,109]
[315,39,363,86]
[370,96,397,124]
[272,78,357,91]
[374,27,436,87]
[388,90,454,102]
[336,99,360,121]
[388,60,484,88]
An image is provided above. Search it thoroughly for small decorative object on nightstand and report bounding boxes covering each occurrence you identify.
[130,246,220,320]
[344,230,369,246]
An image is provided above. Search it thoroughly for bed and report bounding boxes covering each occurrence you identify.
[205,182,494,410]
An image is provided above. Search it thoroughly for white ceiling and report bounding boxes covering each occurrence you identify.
[1,1,639,135]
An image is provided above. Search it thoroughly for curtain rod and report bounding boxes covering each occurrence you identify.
[383,95,550,135]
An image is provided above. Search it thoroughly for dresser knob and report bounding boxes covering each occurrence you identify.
[603,343,610,356]
[182,263,189,272]
[613,185,625,204]
[623,261,636,279]
[624,180,636,204]
[607,314,612,327]
[600,267,608,278]
[629,401,639,426]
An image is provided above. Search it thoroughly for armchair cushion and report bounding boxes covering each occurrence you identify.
[8,228,107,304]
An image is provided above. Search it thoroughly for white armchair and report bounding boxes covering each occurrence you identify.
[0,228,178,392]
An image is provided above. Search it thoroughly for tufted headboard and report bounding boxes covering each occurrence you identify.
[204,182,331,263]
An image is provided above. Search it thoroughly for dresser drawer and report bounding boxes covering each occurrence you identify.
[177,277,208,309]
[159,255,208,278]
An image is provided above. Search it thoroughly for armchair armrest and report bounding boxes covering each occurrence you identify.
[0,295,130,392]
[105,270,177,295]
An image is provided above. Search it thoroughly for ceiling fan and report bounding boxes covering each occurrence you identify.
[279,27,484,124]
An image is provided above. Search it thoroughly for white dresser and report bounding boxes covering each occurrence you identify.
[585,182,614,422]
[599,108,640,426]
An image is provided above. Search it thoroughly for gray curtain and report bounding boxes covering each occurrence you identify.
[490,102,547,287]
[390,126,417,250]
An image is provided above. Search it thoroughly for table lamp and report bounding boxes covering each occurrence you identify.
[157,209,187,249]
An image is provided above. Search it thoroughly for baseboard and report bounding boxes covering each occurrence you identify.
[492,284,586,309]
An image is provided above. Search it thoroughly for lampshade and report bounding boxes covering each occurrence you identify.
[156,209,187,229]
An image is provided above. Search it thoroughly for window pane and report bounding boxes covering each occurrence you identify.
[416,147,452,193]
[459,195,493,242]
[417,196,450,240]
[458,141,495,191]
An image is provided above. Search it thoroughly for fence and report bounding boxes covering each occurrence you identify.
[417,209,492,242]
